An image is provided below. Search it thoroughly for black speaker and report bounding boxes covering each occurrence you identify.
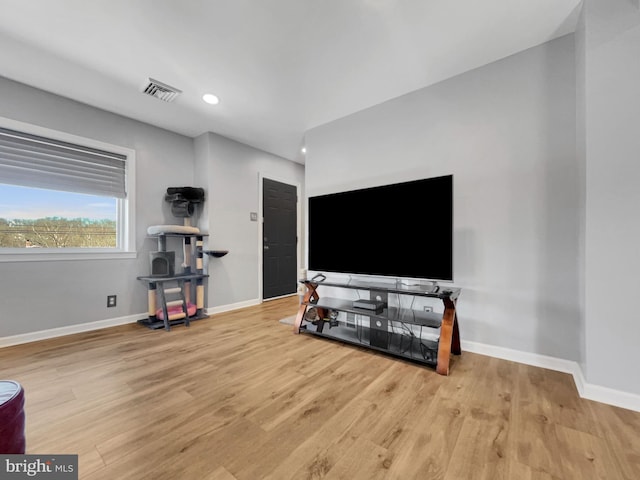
[370,318,389,349]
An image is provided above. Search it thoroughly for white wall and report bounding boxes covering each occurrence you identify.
[306,35,581,362]
[0,76,195,337]
[194,132,304,308]
[583,0,640,395]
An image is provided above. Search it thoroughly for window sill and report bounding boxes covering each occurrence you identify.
[0,250,137,262]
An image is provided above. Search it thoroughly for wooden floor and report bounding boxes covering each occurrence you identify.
[1,296,639,479]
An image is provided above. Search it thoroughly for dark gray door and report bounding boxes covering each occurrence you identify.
[263,178,297,299]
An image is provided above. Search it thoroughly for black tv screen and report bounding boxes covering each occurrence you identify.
[308,174,453,281]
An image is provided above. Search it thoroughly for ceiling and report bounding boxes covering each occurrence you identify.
[0,0,582,164]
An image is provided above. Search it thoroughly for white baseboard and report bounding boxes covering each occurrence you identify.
[462,340,579,375]
[0,298,264,348]
[0,300,262,348]
[0,313,145,348]
[205,298,261,315]
[462,340,640,413]
[581,380,640,413]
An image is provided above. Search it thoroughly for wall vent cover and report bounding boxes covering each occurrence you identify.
[142,78,182,102]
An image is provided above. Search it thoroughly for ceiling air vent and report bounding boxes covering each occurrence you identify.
[142,78,182,102]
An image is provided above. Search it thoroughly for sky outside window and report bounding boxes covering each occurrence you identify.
[0,184,116,220]
[0,183,117,248]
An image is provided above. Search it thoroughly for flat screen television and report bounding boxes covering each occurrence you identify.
[308,174,453,281]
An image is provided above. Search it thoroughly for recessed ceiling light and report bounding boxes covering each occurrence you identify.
[301,147,307,154]
[202,94,220,105]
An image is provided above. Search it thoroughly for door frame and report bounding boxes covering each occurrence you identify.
[258,172,302,302]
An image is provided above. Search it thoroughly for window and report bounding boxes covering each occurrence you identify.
[0,117,136,261]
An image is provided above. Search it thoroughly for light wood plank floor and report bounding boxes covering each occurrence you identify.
[1,296,639,479]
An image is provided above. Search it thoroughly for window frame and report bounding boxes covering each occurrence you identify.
[0,117,136,262]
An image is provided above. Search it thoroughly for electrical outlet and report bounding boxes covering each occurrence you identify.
[424,306,433,312]
[107,295,117,308]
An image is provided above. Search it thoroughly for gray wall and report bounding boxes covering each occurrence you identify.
[0,76,195,336]
[575,4,588,375]
[194,132,304,308]
[583,0,640,395]
[0,76,304,338]
[306,35,581,362]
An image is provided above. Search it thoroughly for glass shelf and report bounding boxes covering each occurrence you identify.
[300,278,460,300]
[296,277,462,374]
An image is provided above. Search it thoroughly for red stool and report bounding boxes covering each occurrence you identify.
[0,380,26,454]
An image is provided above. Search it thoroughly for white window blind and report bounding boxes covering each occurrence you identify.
[0,126,127,198]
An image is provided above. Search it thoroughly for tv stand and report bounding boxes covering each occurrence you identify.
[294,279,461,375]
